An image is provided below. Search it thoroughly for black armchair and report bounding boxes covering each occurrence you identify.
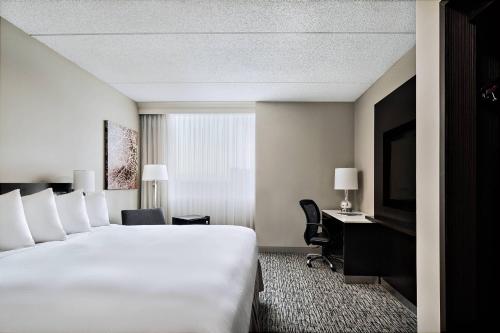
[121,208,165,225]
[299,199,336,271]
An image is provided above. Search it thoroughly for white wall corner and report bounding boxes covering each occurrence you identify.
[416,0,441,332]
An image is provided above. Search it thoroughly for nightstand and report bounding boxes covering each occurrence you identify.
[172,215,210,225]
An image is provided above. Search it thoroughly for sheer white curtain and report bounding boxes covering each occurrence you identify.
[166,113,255,228]
[140,114,168,213]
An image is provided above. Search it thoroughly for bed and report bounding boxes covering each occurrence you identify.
[0,183,261,333]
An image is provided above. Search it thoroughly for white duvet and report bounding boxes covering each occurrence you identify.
[0,224,258,333]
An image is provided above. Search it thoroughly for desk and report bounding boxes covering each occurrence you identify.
[322,210,383,284]
[321,210,372,224]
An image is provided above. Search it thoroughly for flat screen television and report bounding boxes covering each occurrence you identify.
[383,120,416,212]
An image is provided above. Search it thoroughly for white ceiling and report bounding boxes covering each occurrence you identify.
[0,0,416,102]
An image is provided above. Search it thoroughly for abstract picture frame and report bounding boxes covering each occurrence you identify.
[104,120,139,190]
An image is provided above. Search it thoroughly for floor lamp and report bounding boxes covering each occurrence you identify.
[142,164,168,208]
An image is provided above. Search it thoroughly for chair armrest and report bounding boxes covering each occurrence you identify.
[306,222,330,239]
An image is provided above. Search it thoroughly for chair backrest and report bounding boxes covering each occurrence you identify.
[299,199,321,245]
[121,208,165,225]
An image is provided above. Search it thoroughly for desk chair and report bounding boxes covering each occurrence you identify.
[299,199,336,271]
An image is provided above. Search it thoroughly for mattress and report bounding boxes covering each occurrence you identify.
[0,224,258,333]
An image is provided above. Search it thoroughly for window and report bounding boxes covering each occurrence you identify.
[166,113,255,227]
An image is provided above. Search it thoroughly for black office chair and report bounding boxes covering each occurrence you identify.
[299,199,335,271]
[121,208,165,225]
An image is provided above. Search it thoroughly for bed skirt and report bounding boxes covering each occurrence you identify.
[249,259,264,332]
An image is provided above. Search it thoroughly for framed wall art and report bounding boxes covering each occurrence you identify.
[104,120,139,190]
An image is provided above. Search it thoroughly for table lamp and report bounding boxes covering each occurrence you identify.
[334,168,358,212]
[142,164,168,208]
[73,170,95,194]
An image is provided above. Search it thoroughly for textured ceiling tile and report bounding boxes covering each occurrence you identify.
[0,0,415,34]
[111,82,371,102]
[0,0,416,101]
[35,33,415,84]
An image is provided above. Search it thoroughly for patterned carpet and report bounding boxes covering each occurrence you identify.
[257,253,417,333]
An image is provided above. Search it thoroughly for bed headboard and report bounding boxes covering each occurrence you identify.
[0,183,72,196]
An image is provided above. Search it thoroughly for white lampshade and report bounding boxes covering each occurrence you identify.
[334,168,358,190]
[142,164,168,181]
[73,170,95,192]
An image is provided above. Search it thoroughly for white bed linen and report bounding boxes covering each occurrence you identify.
[0,224,258,333]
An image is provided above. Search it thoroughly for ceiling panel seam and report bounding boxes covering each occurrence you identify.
[107,82,370,84]
[30,31,416,37]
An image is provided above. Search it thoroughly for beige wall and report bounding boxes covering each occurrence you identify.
[255,102,354,248]
[416,1,441,331]
[0,18,139,223]
[353,47,416,214]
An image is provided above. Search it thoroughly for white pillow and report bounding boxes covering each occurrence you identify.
[55,190,91,234]
[85,191,110,227]
[0,189,35,251]
[22,188,67,243]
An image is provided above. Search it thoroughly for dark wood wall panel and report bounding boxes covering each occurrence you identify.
[475,7,500,327]
[443,5,478,331]
[380,226,416,304]
[443,1,500,331]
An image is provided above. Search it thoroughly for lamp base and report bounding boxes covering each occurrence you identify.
[340,199,352,213]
